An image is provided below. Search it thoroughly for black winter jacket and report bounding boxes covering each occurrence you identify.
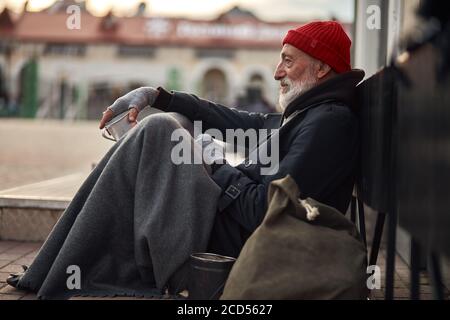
[154,69,365,257]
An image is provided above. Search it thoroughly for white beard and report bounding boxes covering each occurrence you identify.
[278,74,318,111]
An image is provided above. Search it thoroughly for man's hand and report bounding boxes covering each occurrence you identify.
[99,87,159,129]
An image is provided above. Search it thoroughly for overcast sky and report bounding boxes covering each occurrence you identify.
[1,0,355,22]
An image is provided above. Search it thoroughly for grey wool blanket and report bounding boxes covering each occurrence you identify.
[17,113,222,299]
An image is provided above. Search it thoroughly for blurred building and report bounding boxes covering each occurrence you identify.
[0,1,352,119]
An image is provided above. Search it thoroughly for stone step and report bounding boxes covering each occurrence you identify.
[0,173,87,241]
[0,144,244,243]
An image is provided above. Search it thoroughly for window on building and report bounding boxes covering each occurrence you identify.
[117,45,156,58]
[44,43,86,56]
[196,49,234,59]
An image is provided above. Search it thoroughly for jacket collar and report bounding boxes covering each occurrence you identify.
[281,69,365,120]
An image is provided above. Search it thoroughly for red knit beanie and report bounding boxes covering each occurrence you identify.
[282,21,352,74]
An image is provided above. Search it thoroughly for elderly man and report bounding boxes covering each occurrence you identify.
[9,21,364,299]
[100,21,364,257]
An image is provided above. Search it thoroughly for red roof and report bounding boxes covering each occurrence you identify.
[0,9,352,49]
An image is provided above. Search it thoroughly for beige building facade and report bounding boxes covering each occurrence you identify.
[0,3,352,119]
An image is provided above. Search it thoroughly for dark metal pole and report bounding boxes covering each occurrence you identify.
[428,252,444,300]
[410,238,421,300]
[384,208,397,300]
[350,196,356,223]
[357,198,367,248]
[369,212,386,266]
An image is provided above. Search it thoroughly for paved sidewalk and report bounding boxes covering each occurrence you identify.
[0,241,41,300]
[0,240,448,300]
[0,241,164,300]
[370,249,450,300]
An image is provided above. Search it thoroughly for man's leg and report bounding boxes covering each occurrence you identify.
[166,112,195,137]
[131,112,222,292]
[17,112,221,298]
[138,108,196,138]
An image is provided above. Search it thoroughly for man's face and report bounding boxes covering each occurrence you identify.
[274,44,320,110]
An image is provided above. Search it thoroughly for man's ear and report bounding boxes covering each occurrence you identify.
[317,63,332,80]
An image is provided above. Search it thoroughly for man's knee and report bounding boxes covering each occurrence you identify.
[167,113,194,136]
[139,112,194,137]
[140,112,177,129]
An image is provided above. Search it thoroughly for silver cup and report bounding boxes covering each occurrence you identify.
[188,253,236,300]
[102,110,134,142]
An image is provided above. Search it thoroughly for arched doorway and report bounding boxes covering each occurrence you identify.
[201,68,228,104]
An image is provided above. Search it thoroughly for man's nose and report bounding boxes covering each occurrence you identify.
[274,64,286,81]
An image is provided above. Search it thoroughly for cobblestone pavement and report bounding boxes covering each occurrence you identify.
[0,240,448,300]
[0,241,41,300]
[0,241,164,300]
